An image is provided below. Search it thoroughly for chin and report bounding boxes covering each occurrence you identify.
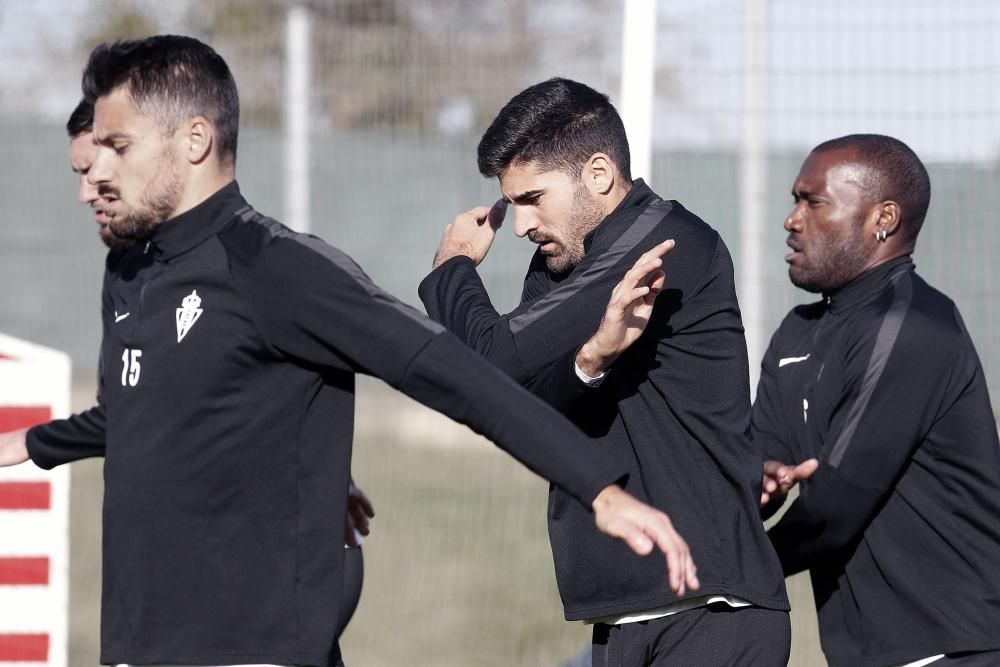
[789,268,823,294]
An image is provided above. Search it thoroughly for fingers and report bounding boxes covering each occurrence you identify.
[349,505,371,536]
[795,458,820,481]
[763,458,819,496]
[642,514,700,595]
[762,460,788,478]
[646,270,666,295]
[487,198,507,229]
[618,240,674,297]
[352,487,375,518]
[454,206,493,227]
[592,486,699,596]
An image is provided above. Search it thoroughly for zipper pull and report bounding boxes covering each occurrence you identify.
[803,398,809,423]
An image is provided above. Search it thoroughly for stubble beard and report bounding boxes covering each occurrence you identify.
[789,221,871,294]
[543,184,607,274]
[106,146,183,241]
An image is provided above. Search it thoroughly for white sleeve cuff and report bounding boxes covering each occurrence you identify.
[574,362,607,387]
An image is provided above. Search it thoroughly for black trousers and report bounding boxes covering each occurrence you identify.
[592,604,790,667]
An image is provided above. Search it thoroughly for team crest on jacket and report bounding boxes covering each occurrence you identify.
[176,290,204,343]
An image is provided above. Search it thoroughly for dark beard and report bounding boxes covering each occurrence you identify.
[109,212,164,241]
[103,149,182,241]
[789,228,871,294]
[545,183,606,274]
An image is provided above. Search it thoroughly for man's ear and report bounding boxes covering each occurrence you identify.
[869,200,901,241]
[581,153,616,196]
[184,116,214,165]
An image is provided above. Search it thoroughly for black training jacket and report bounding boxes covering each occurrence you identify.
[26,181,629,667]
[756,256,1000,666]
[419,180,789,621]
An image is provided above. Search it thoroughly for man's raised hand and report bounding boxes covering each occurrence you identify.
[432,199,508,269]
[576,239,675,377]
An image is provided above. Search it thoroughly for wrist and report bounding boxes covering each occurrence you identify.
[433,243,472,269]
[576,339,615,377]
[591,483,622,512]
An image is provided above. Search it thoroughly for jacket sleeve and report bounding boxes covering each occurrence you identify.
[752,328,796,520]
[228,229,627,506]
[27,405,107,470]
[418,211,686,407]
[768,290,966,575]
[25,268,115,469]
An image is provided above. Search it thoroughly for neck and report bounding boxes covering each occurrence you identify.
[171,167,235,219]
[858,243,915,276]
[601,179,634,217]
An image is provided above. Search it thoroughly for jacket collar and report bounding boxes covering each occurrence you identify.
[583,178,662,254]
[825,254,914,314]
[146,180,247,261]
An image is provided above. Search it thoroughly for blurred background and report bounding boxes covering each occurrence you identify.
[1,0,999,665]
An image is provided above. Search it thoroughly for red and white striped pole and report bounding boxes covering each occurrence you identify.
[0,334,71,667]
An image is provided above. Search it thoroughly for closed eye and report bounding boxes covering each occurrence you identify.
[510,190,543,206]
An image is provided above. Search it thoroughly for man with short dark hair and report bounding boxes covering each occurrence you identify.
[421,77,790,666]
[64,95,371,644]
[757,134,1000,666]
[67,98,129,249]
[0,37,697,667]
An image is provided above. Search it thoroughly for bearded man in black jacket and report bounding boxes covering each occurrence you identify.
[757,135,1000,667]
[420,77,790,667]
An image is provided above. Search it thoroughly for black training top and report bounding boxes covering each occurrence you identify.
[419,180,789,621]
[756,256,1000,667]
[26,181,629,667]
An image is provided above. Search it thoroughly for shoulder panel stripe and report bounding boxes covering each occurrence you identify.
[508,201,671,334]
[827,271,914,467]
[235,207,445,335]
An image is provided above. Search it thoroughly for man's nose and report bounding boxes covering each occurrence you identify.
[784,206,803,232]
[87,149,111,186]
[513,208,538,238]
[79,178,99,205]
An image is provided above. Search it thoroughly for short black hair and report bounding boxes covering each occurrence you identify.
[66,98,94,137]
[82,35,240,166]
[813,134,931,243]
[478,78,631,181]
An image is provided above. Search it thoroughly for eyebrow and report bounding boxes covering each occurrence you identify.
[94,132,130,145]
[506,189,543,205]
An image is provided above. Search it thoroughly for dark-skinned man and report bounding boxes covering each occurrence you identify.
[757,135,1000,667]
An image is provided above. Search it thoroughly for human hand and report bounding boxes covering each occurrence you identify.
[575,239,675,377]
[760,458,819,507]
[592,484,699,596]
[431,199,507,269]
[0,429,28,467]
[345,482,375,548]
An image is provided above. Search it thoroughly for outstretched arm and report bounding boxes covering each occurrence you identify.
[232,229,700,593]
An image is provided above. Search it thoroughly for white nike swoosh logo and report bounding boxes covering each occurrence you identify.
[114,312,130,323]
[778,354,810,367]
